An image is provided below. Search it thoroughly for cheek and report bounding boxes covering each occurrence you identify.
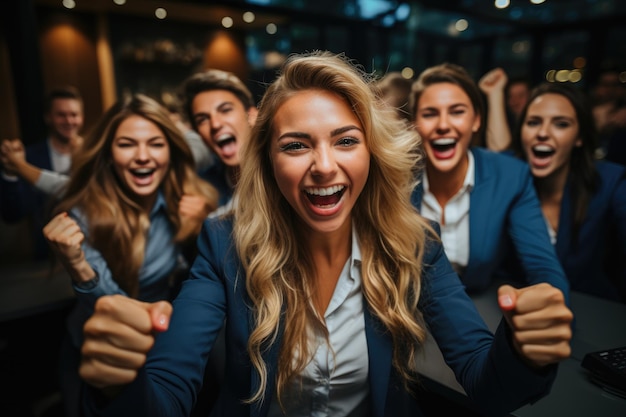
[158,150,171,166]
[415,120,431,136]
[272,161,299,198]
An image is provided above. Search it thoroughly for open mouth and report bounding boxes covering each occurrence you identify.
[216,133,236,149]
[531,144,555,159]
[305,185,346,207]
[430,138,457,152]
[130,168,155,179]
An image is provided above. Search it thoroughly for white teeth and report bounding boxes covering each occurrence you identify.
[306,185,344,196]
[533,144,553,152]
[132,168,154,175]
[432,138,456,146]
[216,133,234,143]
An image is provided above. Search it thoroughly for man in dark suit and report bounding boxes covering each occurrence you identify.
[0,85,84,261]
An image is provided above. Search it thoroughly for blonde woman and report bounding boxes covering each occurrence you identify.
[43,94,218,417]
[76,53,572,417]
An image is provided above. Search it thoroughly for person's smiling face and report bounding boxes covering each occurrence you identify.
[192,90,256,167]
[521,93,581,179]
[414,82,480,174]
[46,97,84,144]
[270,89,370,236]
[110,115,170,210]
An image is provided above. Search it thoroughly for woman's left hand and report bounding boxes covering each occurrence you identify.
[498,283,573,368]
[179,194,212,222]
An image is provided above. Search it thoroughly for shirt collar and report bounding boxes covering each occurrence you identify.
[150,191,168,218]
[351,223,362,264]
[350,223,363,284]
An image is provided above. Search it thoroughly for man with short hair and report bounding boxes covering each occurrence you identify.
[179,69,258,214]
[1,85,84,261]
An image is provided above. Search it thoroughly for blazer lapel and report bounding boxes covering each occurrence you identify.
[248,304,284,417]
[411,174,425,208]
[364,306,392,417]
[466,149,491,280]
[555,176,573,258]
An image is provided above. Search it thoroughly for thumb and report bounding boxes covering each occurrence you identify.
[148,301,173,333]
[498,284,518,312]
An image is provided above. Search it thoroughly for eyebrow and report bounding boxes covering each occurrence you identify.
[277,125,362,141]
[115,135,165,142]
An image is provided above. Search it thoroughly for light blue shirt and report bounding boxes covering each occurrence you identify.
[267,227,370,417]
[66,192,180,347]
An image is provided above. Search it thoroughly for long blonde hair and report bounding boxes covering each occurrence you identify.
[54,94,218,297]
[234,51,435,405]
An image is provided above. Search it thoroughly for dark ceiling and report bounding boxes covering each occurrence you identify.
[171,0,626,39]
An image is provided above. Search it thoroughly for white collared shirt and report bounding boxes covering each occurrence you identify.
[420,151,475,268]
[49,137,72,174]
[267,227,370,417]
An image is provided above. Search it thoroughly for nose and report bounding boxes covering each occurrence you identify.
[435,113,450,132]
[310,145,337,177]
[135,143,150,162]
[209,113,222,131]
[537,122,550,140]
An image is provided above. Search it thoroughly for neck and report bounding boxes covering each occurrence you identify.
[535,163,570,203]
[136,193,157,214]
[49,135,73,154]
[305,219,352,317]
[426,153,469,208]
[305,220,352,268]
[227,165,240,188]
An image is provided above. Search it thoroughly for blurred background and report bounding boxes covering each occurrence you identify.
[1,0,625,141]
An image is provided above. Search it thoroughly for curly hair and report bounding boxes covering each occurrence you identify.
[233,51,435,406]
[53,94,218,297]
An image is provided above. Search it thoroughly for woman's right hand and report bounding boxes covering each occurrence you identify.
[478,67,508,96]
[80,295,172,389]
[43,212,98,283]
[44,212,86,268]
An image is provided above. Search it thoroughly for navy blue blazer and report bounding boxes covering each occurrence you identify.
[554,161,626,302]
[0,139,55,260]
[86,217,557,417]
[411,147,569,300]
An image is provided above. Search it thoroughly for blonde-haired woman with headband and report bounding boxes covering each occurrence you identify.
[75,52,571,417]
[42,93,218,417]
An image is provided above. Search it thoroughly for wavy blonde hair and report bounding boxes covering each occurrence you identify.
[234,51,435,405]
[54,94,218,297]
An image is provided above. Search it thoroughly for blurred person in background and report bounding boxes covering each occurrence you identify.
[0,86,84,261]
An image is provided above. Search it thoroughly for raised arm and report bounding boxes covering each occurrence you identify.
[478,68,512,152]
[1,138,70,194]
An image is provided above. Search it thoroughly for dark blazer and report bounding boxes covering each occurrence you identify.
[411,147,569,300]
[0,139,55,260]
[85,217,557,417]
[554,161,626,302]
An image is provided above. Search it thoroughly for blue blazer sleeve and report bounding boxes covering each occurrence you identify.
[420,231,557,417]
[465,148,569,303]
[84,218,232,417]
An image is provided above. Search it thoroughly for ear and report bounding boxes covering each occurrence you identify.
[247,107,259,126]
[472,114,481,133]
[575,137,583,147]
